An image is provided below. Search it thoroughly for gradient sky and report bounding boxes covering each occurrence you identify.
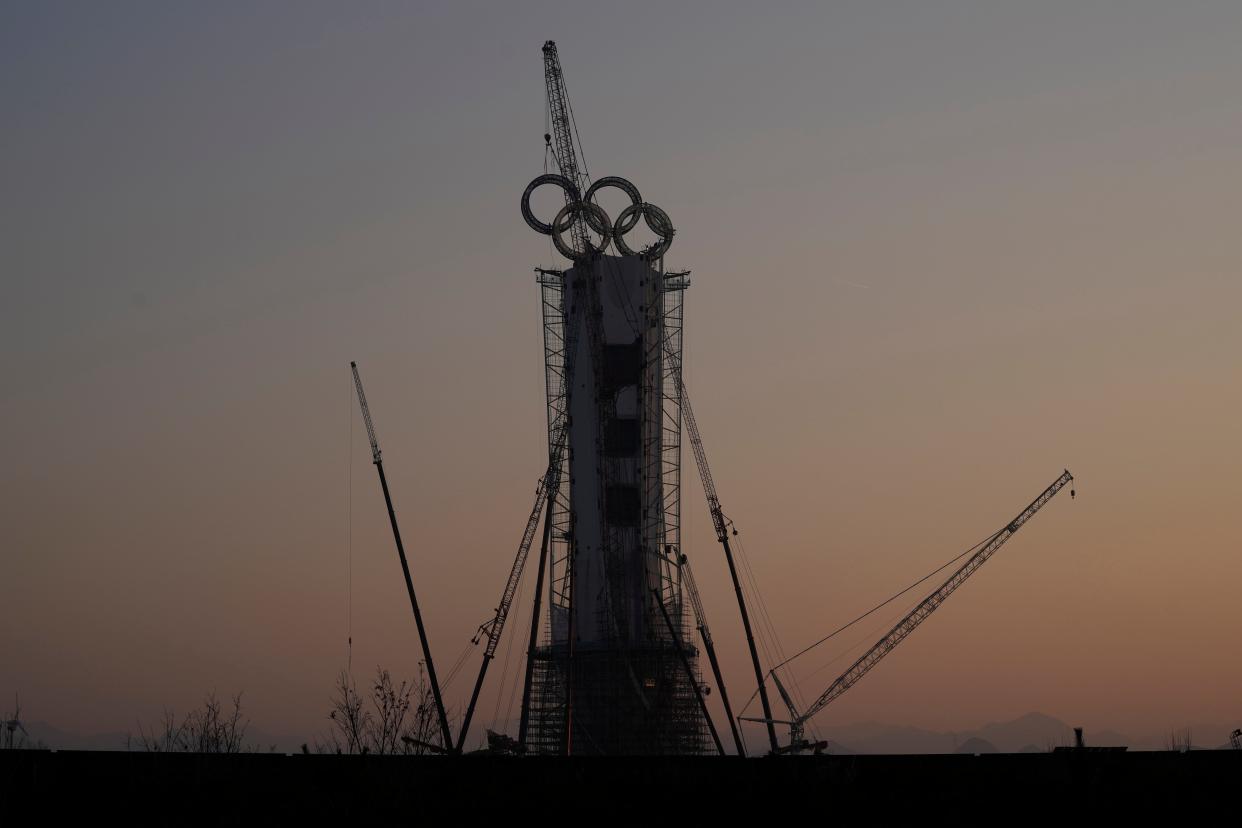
[3,1,1240,752]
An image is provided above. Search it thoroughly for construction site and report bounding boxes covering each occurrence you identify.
[343,41,1083,760]
[324,41,1241,763]
[4,31,1241,820]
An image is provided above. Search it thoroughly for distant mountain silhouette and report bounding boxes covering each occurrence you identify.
[955,737,998,754]
[824,721,952,754]
[823,712,1134,755]
[971,712,1075,751]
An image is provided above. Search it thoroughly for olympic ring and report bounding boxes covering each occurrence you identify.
[523,174,673,261]
[521,173,579,235]
[612,202,674,260]
[551,201,612,260]
[584,176,643,234]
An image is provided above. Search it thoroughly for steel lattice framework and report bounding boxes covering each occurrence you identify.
[523,260,705,756]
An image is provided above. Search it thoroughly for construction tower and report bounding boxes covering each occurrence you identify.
[515,41,706,756]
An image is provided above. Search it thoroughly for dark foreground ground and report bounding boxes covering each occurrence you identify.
[3,749,1239,821]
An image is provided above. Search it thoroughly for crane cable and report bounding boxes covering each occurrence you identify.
[776,527,1001,674]
[346,369,354,676]
[543,143,557,265]
[733,532,820,740]
[486,523,532,734]
[443,644,469,687]
[734,526,1001,719]
[559,54,591,185]
[494,562,536,736]
[801,593,928,683]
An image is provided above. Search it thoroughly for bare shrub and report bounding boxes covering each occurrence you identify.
[129,691,250,753]
[321,666,444,755]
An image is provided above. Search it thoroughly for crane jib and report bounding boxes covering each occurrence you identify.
[791,470,1073,734]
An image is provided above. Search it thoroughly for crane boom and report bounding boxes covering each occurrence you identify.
[542,41,586,196]
[680,378,727,542]
[651,587,725,755]
[542,40,593,256]
[677,372,781,754]
[680,556,746,755]
[352,365,382,465]
[780,469,1075,746]
[455,427,567,752]
[349,362,454,753]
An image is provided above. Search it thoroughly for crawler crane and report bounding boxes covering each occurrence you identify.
[350,362,454,753]
[753,470,1075,753]
[677,372,782,754]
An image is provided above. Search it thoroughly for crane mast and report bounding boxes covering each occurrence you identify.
[349,361,454,753]
[776,469,1075,749]
[677,372,781,754]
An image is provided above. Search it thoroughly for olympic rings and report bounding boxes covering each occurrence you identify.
[521,173,579,235]
[523,173,673,261]
[612,202,674,260]
[584,176,643,234]
[551,200,612,260]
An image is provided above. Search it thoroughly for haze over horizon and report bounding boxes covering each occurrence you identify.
[3,1,1240,753]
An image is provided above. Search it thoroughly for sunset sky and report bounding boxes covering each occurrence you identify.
[3,1,1240,752]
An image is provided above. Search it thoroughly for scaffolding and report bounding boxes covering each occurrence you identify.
[526,261,706,756]
[525,637,707,756]
[536,269,574,625]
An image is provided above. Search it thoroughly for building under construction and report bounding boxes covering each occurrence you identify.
[520,253,704,756]
[515,44,706,755]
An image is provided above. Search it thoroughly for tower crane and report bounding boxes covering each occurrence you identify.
[541,40,591,252]
[350,361,454,753]
[517,39,612,757]
[757,470,1075,752]
[677,371,782,754]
